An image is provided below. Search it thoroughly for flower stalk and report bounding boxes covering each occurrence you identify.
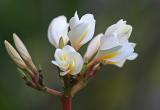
[61,96,72,110]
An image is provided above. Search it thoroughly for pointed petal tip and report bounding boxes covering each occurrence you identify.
[13,33,20,41]
[75,11,78,15]
[4,40,8,44]
[13,33,17,37]
[4,40,11,47]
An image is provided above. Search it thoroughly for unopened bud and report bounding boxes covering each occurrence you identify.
[13,33,38,73]
[4,40,27,69]
[84,34,102,62]
[13,33,31,61]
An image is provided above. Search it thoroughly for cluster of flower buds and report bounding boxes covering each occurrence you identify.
[4,34,62,97]
[4,11,138,99]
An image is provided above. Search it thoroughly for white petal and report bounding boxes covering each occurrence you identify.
[69,52,83,75]
[51,60,58,66]
[84,33,103,61]
[80,14,95,24]
[54,49,63,62]
[68,23,89,49]
[100,34,120,50]
[114,60,126,68]
[80,19,95,45]
[48,16,68,48]
[105,19,126,36]
[105,19,132,42]
[127,53,138,60]
[108,42,134,62]
[63,45,76,54]
[130,43,136,48]
[69,11,80,29]
[117,25,132,42]
[79,14,95,45]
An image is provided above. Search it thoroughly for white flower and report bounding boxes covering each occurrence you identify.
[68,11,96,50]
[48,16,69,48]
[96,19,138,67]
[52,45,83,76]
[84,34,102,62]
[105,19,132,42]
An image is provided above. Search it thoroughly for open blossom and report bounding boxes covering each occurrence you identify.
[68,12,96,50]
[52,45,83,76]
[47,12,138,75]
[96,19,138,67]
[48,16,69,48]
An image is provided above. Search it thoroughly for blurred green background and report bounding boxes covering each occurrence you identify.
[0,0,160,110]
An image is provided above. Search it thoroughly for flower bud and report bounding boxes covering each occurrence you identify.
[4,40,27,69]
[13,33,31,61]
[13,33,38,73]
[84,34,102,62]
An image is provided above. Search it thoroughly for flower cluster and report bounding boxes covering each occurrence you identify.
[48,12,138,77]
[4,11,138,100]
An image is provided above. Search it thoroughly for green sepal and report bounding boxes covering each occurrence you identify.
[38,64,42,72]
[59,37,64,49]
[17,68,26,77]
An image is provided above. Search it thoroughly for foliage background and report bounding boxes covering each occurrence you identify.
[0,0,160,110]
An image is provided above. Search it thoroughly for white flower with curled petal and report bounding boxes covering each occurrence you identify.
[52,45,83,76]
[84,34,102,62]
[48,16,69,48]
[96,19,138,67]
[68,11,96,50]
[105,19,132,42]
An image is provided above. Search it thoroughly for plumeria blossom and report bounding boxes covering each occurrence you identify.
[48,13,138,76]
[68,11,96,50]
[96,19,138,67]
[48,16,69,48]
[52,45,83,76]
